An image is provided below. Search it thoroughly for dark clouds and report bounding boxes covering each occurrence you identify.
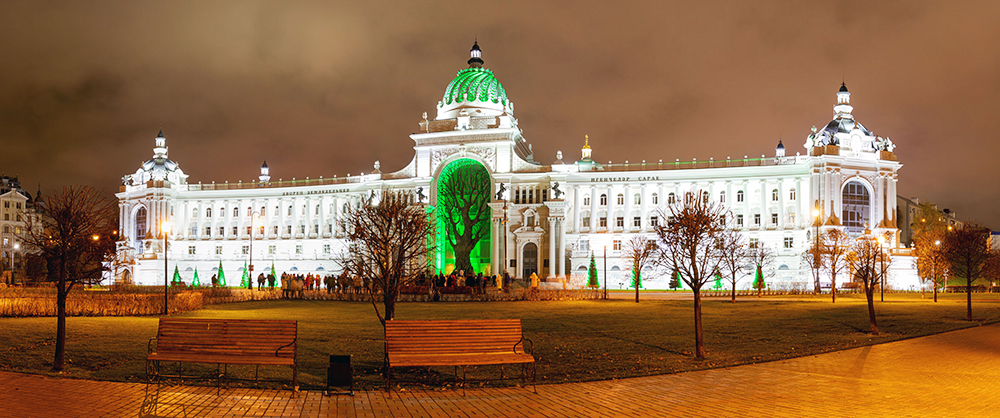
[1,1,999,226]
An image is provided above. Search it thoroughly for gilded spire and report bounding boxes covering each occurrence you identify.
[583,134,591,150]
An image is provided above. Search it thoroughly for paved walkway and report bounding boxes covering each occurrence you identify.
[4,323,1000,418]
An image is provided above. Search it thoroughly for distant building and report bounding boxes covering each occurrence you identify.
[116,42,919,290]
[0,176,38,284]
[896,196,964,248]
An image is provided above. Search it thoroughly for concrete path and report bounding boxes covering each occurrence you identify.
[3,323,999,418]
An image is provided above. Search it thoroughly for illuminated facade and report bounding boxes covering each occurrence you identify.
[117,43,919,289]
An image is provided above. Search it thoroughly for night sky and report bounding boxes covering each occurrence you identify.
[1,1,999,227]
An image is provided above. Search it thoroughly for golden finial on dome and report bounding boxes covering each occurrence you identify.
[583,134,591,150]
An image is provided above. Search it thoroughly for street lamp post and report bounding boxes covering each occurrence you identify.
[501,199,508,285]
[934,240,941,302]
[877,235,885,302]
[813,208,820,295]
[9,243,18,285]
[603,245,607,300]
[162,221,171,315]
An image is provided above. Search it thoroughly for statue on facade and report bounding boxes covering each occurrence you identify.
[551,182,563,199]
[416,186,426,203]
[495,183,506,201]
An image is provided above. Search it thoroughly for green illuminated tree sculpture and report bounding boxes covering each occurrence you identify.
[587,253,599,288]
[437,159,491,274]
[171,266,182,286]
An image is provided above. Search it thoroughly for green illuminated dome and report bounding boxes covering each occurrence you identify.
[442,68,508,107]
[436,42,511,119]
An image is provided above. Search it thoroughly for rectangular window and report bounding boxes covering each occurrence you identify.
[582,216,591,226]
[286,225,292,234]
[204,227,211,236]
[784,237,794,249]
[16,203,20,209]
[616,217,624,228]
[737,214,744,227]
[295,245,303,255]
[600,217,607,228]
[613,240,621,251]
[268,245,276,255]
[771,213,778,224]
[790,189,797,200]
[2,238,7,246]
[218,226,225,236]
[300,225,306,234]
[191,226,197,236]
[215,246,222,255]
[754,214,761,226]
[188,246,196,255]
[650,216,658,227]
[749,238,759,249]
[313,225,319,234]
[633,217,641,227]
[246,226,252,235]
[242,245,249,255]
[273,226,279,234]
[323,244,331,254]
[579,239,590,251]
[260,226,265,235]
[232,226,237,235]
[719,215,727,226]
[3,202,7,208]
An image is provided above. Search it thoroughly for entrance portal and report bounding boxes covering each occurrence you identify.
[522,243,537,278]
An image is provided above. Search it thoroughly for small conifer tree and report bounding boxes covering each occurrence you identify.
[171,266,182,286]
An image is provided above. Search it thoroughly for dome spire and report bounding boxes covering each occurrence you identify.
[153,129,167,158]
[259,160,270,183]
[468,40,484,68]
[581,134,592,160]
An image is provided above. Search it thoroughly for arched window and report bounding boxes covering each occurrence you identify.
[668,193,676,204]
[702,191,709,203]
[789,189,797,200]
[633,193,641,205]
[772,189,779,201]
[652,193,658,204]
[720,191,726,203]
[600,194,607,206]
[261,206,266,216]
[737,190,744,202]
[287,206,292,216]
[134,207,147,252]
[233,207,238,217]
[316,205,320,215]
[685,192,693,204]
[583,195,591,206]
[206,208,212,218]
[616,194,624,205]
[193,208,198,217]
[843,181,871,235]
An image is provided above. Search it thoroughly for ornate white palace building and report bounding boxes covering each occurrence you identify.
[117,43,918,289]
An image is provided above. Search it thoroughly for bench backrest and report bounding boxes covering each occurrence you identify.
[155,318,296,359]
[385,319,525,355]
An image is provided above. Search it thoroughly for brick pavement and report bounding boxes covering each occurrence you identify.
[2,323,999,417]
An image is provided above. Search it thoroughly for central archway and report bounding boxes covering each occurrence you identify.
[436,158,492,275]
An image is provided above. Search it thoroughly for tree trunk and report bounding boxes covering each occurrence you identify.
[731,277,736,303]
[967,277,973,321]
[53,280,67,371]
[831,273,837,303]
[866,286,879,336]
[693,289,705,360]
[933,283,938,302]
[634,271,639,303]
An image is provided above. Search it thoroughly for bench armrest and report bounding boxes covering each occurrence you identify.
[147,337,157,355]
[275,339,296,357]
[515,336,533,355]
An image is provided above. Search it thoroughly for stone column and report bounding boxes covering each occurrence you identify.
[589,185,598,230]
[548,217,557,278]
[557,218,566,277]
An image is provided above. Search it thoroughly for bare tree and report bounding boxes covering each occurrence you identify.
[943,224,991,321]
[911,203,951,301]
[17,186,118,371]
[622,235,657,303]
[338,190,434,327]
[747,242,775,297]
[846,231,891,335]
[716,228,748,303]
[805,229,852,302]
[436,160,491,274]
[653,192,726,360]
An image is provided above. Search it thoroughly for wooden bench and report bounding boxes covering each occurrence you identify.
[146,318,298,391]
[384,319,536,393]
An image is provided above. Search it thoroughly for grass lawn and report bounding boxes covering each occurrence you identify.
[1,294,998,390]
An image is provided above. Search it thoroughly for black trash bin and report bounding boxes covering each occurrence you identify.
[326,354,353,396]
